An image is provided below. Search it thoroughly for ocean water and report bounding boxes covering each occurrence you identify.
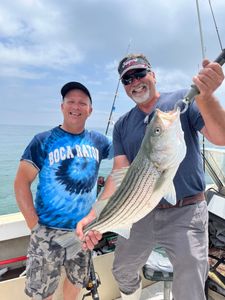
[0,124,224,216]
[0,124,112,216]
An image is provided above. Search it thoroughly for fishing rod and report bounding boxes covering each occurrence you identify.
[82,250,101,300]
[196,0,207,171]
[105,79,119,136]
[105,40,132,136]
[196,0,206,60]
[175,0,225,114]
[196,0,223,173]
[208,0,223,51]
[175,49,225,114]
[81,177,107,300]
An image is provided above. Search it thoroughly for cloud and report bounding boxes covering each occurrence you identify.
[0,0,224,127]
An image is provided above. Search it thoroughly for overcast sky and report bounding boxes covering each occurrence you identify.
[0,0,225,131]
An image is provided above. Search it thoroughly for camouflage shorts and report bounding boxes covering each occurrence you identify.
[25,223,89,300]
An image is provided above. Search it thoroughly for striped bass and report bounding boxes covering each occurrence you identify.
[54,108,186,256]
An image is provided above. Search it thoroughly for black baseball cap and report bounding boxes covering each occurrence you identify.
[61,82,92,103]
[118,56,151,78]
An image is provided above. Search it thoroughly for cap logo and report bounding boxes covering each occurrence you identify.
[119,57,151,77]
[122,58,140,69]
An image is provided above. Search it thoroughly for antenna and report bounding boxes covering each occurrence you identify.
[105,39,132,135]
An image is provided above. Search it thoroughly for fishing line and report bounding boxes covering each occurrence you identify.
[176,1,224,172]
[174,0,225,115]
[208,0,223,50]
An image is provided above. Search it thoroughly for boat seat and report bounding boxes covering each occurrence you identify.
[143,247,173,300]
[143,264,173,300]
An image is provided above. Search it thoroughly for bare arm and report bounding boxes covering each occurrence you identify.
[76,155,130,249]
[14,160,39,230]
[194,59,225,145]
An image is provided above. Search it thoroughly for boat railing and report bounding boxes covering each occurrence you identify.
[201,147,225,195]
[0,256,27,279]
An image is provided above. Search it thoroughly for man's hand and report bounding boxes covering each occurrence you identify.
[82,230,103,251]
[76,209,102,251]
[194,58,225,146]
[193,59,224,101]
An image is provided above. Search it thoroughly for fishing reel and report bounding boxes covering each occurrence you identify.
[82,274,101,299]
[82,251,101,300]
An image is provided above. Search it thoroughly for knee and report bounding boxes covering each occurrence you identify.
[63,277,81,299]
[112,263,125,282]
[112,263,139,286]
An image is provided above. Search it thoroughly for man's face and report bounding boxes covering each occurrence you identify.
[61,89,92,127]
[122,68,157,104]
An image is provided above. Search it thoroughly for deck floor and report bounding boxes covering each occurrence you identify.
[115,282,222,300]
[115,282,172,300]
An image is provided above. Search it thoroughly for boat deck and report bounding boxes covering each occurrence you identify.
[117,283,224,300]
[1,252,224,300]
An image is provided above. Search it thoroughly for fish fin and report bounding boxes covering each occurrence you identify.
[163,184,177,205]
[66,242,82,259]
[92,199,109,218]
[53,231,76,247]
[53,231,79,246]
[112,224,132,239]
[154,169,177,205]
[111,167,129,189]
[144,114,151,124]
[53,231,81,259]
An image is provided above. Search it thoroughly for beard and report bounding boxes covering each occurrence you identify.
[131,85,151,104]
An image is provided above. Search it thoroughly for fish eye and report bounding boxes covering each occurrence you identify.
[153,127,161,136]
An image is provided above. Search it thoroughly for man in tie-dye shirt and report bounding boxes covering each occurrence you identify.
[14,81,112,300]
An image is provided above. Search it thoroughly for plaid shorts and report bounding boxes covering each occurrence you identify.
[25,223,89,300]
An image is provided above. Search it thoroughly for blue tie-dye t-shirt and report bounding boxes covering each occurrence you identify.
[21,126,112,230]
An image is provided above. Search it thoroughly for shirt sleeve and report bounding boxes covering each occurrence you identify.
[113,122,125,157]
[187,101,205,132]
[106,135,114,159]
[21,135,45,170]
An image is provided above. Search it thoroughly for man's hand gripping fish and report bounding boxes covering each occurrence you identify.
[54,108,186,257]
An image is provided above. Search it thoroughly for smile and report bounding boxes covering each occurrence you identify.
[69,112,81,116]
[131,83,147,94]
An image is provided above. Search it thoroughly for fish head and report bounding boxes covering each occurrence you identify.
[143,108,186,170]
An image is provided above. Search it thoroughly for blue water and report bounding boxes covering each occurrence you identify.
[0,124,223,216]
[0,124,112,216]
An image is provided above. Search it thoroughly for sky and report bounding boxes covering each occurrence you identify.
[0,0,225,131]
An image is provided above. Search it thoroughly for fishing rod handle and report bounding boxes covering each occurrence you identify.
[184,48,225,103]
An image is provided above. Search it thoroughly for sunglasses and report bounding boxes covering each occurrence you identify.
[121,69,149,86]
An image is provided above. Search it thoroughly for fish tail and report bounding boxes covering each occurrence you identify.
[53,231,82,259]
